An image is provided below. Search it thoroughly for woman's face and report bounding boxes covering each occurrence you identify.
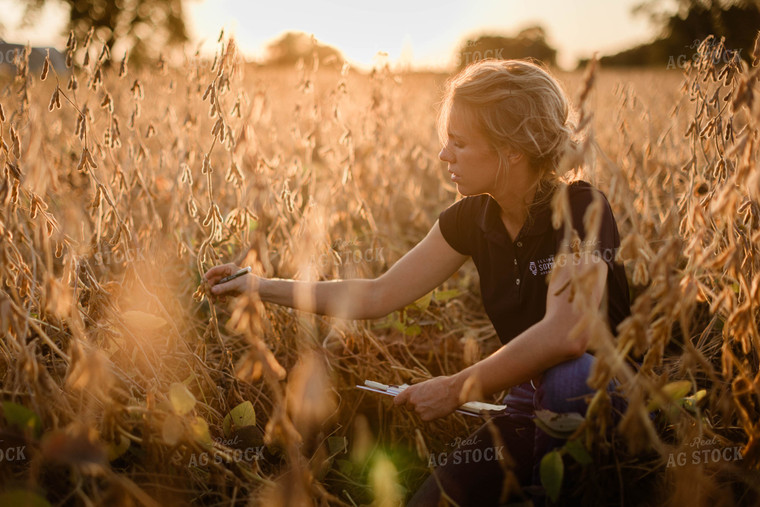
[438,103,501,197]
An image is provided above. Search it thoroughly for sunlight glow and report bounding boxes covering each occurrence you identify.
[0,0,656,70]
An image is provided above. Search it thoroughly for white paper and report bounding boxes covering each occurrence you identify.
[356,380,506,417]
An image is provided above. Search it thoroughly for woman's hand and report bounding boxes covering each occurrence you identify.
[204,263,259,299]
[394,376,461,421]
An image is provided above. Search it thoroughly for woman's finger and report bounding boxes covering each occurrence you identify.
[211,279,237,295]
[394,387,411,406]
[210,273,254,296]
[204,264,238,283]
[204,264,233,281]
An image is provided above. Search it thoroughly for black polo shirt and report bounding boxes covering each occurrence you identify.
[439,180,630,345]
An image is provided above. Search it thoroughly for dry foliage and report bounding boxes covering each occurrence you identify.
[0,33,758,505]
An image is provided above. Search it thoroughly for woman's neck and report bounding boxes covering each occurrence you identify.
[497,198,532,241]
[491,167,539,239]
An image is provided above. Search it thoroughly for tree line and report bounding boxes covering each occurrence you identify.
[4,0,759,69]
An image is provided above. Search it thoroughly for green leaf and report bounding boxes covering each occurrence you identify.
[412,291,433,312]
[0,490,51,507]
[371,319,392,330]
[222,412,232,438]
[107,434,131,461]
[403,324,422,336]
[564,438,592,465]
[647,380,692,411]
[2,401,42,438]
[391,316,406,333]
[169,382,196,415]
[370,453,403,506]
[433,289,461,302]
[662,380,692,398]
[189,416,212,447]
[533,409,585,439]
[223,401,256,437]
[681,389,707,412]
[372,311,401,330]
[540,450,564,503]
[162,413,185,446]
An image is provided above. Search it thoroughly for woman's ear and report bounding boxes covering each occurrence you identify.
[499,147,523,165]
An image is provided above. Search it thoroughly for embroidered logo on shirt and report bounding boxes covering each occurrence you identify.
[529,255,554,276]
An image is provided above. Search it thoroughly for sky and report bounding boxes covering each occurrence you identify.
[0,0,660,70]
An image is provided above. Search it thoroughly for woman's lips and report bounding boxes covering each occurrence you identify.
[448,170,461,182]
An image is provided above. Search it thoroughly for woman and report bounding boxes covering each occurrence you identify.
[205,59,630,504]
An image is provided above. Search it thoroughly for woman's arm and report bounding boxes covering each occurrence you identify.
[204,220,468,320]
[394,252,608,420]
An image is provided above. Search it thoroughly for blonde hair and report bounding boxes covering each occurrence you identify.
[438,59,577,196]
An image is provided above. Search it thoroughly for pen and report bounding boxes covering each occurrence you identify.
[217,266,252,284]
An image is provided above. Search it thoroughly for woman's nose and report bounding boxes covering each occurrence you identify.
[439,146,453,162]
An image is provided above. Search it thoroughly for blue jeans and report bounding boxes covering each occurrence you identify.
[407,353,621,506]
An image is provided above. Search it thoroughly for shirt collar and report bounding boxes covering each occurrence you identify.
[477,184,555,241]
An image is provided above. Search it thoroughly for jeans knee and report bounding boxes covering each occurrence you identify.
[535,353,596,415]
